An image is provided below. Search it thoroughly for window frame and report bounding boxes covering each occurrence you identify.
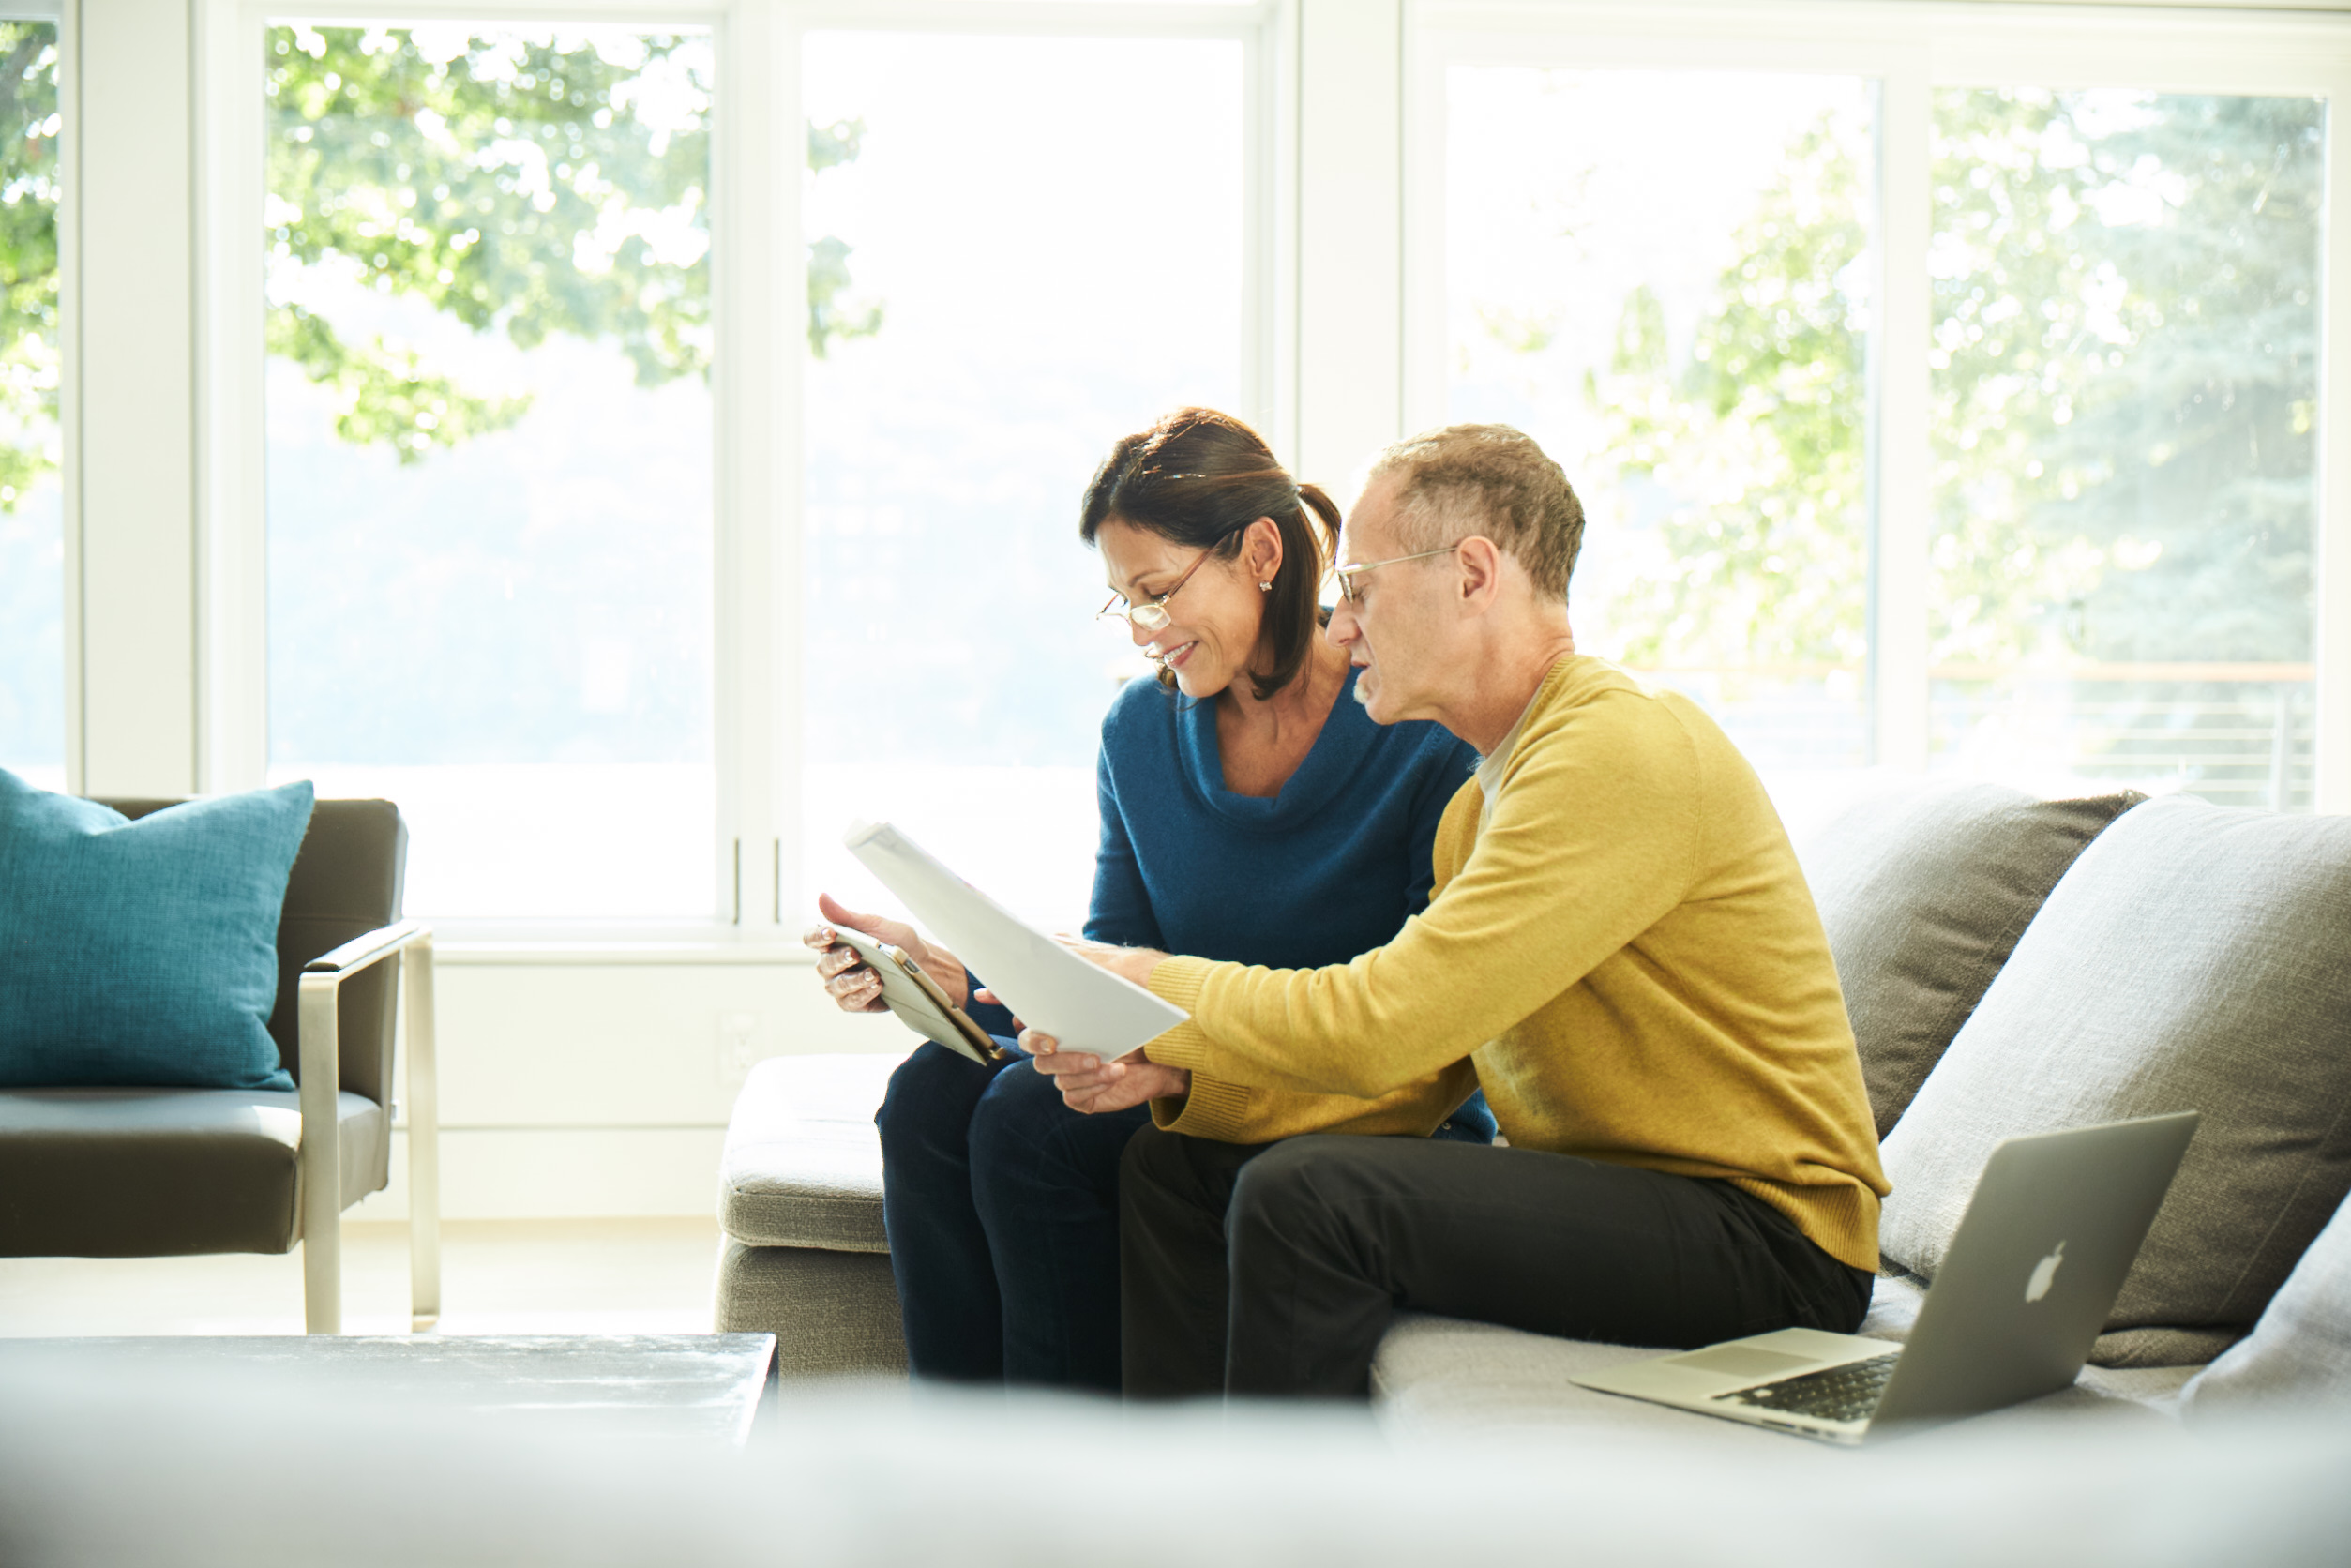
[193,0,1289,944]
[1407,0,2351,806]
[177,0,2351,952]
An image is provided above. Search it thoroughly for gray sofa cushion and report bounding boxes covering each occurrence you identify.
[2181,1190,2351,1415]
[1368,1311,2196,1444]
[718,1053,903,1252]
[1879,794,2351,1367]
[714,1239,907,1377]
[1799,779,2141,1137]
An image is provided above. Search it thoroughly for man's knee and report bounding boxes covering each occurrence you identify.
[1120,1120,1187,1199]
[1228,1136,1376,1245]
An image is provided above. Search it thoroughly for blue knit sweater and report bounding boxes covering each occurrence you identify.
[1086,665,1475,960]
[965,666,1484,1134]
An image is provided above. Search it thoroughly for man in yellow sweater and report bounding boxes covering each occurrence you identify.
[1032,423,1888,1398]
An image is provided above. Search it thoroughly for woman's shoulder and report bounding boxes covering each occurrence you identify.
[1329,681,1478,780]
[1387,719,1481,797]
[1100,672,1183,752]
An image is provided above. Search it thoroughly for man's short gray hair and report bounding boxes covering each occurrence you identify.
[1367,424,1584,602]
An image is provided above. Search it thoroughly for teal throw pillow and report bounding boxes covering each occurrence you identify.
[0,770,315,1090]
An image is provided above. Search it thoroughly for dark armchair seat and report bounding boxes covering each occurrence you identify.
[0,1087,385,1257]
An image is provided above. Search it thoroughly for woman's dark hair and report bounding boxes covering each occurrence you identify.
[1078,407,1340,701]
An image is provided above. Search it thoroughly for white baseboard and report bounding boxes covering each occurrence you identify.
[346,1126,726,1222]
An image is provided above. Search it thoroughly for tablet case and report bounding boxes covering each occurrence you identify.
[826,925,1006,1065]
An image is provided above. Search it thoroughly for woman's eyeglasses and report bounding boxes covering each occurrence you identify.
[1097,546,1221,633]
[1096,518,1256,632]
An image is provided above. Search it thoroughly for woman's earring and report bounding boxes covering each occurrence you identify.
[1258,580,1272,593]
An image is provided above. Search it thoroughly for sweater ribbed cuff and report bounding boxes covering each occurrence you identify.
[1140,957,1216,1073]
[1153,1072,1255,1140]
[1140,957,1255,1139]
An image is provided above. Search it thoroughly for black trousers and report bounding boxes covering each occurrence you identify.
[1119,1127,1875,1399]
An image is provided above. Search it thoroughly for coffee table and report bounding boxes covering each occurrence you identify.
[0,1333,779,1445]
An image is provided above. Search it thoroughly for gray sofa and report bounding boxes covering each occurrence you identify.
[715,776,2351,1435]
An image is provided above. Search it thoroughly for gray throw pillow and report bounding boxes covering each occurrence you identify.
[1799,778,2142,1137]
[1877,793,2351,1368]
[2182,1190,2351,1414]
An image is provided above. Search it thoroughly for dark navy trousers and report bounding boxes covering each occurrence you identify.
[876,1040,1147,1391]
[876,1039,1499,1392]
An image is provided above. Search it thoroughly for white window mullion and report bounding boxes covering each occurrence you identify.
[1297,0,1403,484]
[2319,66,2351,814]
[1873,50,1931,774]
[76,0,200,799]
[1398,11,1446,439]
[1239,2,1285,446]
[1265,0,1302,468]
[196,0,269,797]
[736,0,796,931]
[56,0,81,794]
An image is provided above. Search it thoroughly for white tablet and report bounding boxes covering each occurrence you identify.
[845,821,1189,1060]
[823,923,1005,1066]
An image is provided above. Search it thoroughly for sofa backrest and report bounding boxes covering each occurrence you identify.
[1796,777,2141,1137]
[1876,793,2351,1368]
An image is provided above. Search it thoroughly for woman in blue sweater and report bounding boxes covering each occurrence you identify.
[806,408,1484,1392]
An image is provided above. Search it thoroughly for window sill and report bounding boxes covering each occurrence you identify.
[431,926,819,966]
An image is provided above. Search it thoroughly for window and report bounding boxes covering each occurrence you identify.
[1418,5,2345,825]
[260,23,716,916]
[0,20,60,790]
[797,29,1249,928]
[175,4,2347,942]
[1927,89,2321,810]
[1439,66,1878,794]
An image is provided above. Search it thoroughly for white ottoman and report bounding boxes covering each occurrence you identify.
[713,1052,911,1377]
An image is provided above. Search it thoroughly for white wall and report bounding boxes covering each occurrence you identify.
[348,956,899,1221]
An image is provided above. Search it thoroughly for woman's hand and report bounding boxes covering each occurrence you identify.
[801,892,967,1015]
[1020,1026,1191,1115]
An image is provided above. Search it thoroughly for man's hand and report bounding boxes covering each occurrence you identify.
[1055,934,1168,990]
[1021,1027,1191,1115]
[802,892,967,1013]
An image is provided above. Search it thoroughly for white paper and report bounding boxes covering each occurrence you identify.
[845,820,1189,1058]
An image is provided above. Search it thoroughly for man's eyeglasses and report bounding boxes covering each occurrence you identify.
[1333,545,1459,604]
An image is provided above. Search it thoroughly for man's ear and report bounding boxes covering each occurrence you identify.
[1454,535,1506,610]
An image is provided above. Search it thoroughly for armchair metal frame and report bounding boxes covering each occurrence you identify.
[298,918,440,1334]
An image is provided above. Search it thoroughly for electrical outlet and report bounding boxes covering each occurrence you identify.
[717,1012,759,1089]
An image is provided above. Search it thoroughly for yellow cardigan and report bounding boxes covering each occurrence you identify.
[1141,656,1890,1273]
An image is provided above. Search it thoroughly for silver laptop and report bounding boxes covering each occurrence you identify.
[1572,1110,2198,1445]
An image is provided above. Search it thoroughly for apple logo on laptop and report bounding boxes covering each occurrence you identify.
[2026,1241,2067,1303]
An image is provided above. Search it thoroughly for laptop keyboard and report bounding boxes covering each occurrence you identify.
[1719,1350,1900,1424]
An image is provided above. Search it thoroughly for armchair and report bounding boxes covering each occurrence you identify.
[0,798,438,1334]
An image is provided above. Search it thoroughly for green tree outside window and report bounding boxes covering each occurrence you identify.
[1572,91,2315,682]
[0,22,58,514]
[260,23,879,463]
